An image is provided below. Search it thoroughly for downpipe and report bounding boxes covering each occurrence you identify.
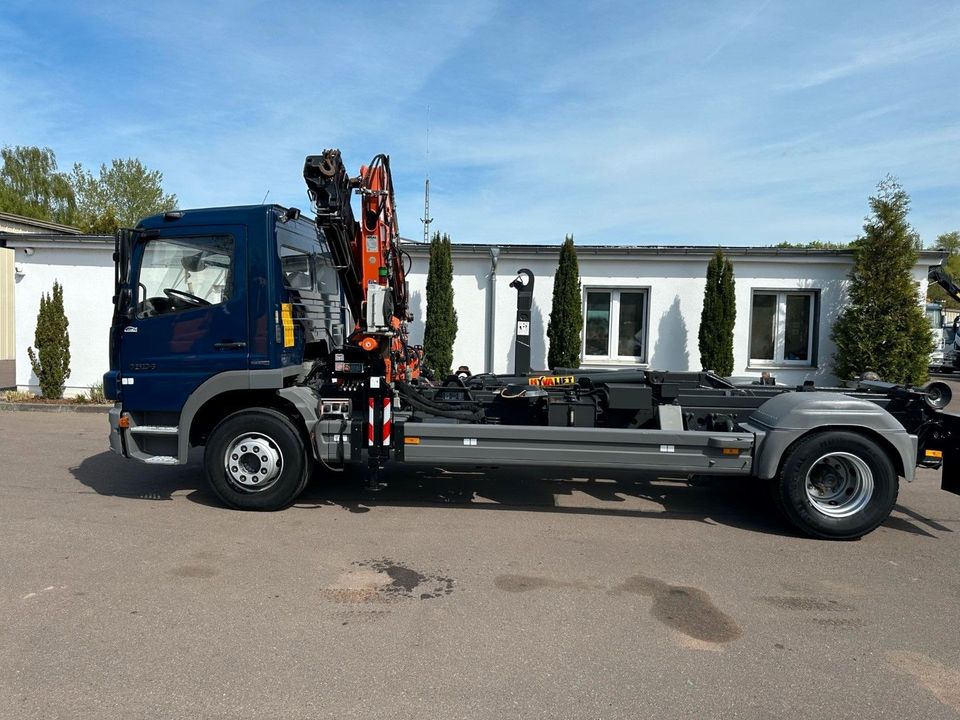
[486,247,500,374]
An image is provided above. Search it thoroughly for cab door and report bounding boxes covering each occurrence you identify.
[118,226,247,413]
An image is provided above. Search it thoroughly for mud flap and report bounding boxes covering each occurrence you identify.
[943,448,960,495]
[939,413,960,496]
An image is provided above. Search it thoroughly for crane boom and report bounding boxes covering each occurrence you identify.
[304,149,418,382]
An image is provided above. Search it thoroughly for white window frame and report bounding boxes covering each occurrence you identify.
[748,290,817,368]
[581,287,650,365]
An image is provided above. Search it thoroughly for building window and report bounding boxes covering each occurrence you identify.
[583,288,648,363]
[749,291,818,366]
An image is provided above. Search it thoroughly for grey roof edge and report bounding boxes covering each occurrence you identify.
[400,240,946,261]
[0,232,112,247]
[0,211,82,235]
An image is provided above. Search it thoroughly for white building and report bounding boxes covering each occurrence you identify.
[402,243,943,386]
[1,232,112,394]
[0,229,944,394]
[0,212,84,390]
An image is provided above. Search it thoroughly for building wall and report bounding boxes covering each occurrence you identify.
[404,249,934,386]
[9,242,114,395]
[0,248,14,361]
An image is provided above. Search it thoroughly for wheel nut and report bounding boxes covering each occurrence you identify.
[261,455,268,462]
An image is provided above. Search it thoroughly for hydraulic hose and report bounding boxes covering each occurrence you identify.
[395,381,485,421]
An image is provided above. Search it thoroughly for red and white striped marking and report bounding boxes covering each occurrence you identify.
[383,399,391,445]
[367,397,392,446]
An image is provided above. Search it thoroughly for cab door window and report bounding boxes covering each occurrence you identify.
[136,236,234,318]
[279,245,314,290]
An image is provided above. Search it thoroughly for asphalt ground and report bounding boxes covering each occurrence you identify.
[2,383,959,719]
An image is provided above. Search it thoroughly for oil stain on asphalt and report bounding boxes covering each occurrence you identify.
[493,571,741,644]
[494,575,599,592]
[761,594,863,628]
[612,575,742,643]
[358,559,455,600]
[324,559,455,605]
[761,596,855,612]
[169,565,218,578]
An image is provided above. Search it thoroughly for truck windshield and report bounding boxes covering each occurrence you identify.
[136,235,234,318]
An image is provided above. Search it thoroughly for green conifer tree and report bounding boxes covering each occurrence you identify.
[422,232,458,378]
[27,281,71,398]
[698,249,736,376]
[832,177,932,384]
[547,235,584,369]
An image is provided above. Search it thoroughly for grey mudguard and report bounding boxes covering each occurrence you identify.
[175,367,303,462]
[742,391,917,482]
[277,386,321,436]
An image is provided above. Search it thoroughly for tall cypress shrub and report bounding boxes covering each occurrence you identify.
[27,280,71,398]
[698,249,736,376]
[832,177,932,384]
[547,235,583,369]
[422,232,457,378]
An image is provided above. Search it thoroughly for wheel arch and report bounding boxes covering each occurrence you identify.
[765,426,907,482]
[747,391,916,482]
[174,369,317,462]
[188,390,310,449]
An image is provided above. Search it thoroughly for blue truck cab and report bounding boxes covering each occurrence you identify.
[105,204,345,468]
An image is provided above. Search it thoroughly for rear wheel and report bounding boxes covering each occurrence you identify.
[774,432,898,539]
[204,409,311,510]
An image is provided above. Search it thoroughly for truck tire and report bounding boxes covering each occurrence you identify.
[204,409,311,511]
[774,431,898,540]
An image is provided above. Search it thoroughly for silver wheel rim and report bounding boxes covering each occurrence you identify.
[805,451,874,518]
[223,432,284,493]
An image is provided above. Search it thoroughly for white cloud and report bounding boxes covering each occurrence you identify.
[777,20,960,91]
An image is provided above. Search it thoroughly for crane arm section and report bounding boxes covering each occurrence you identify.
[929,265,960,306]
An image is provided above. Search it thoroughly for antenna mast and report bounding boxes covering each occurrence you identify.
[422,178,433,243]
[421,105,433,243]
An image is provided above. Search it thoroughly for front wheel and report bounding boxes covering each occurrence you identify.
[204,409,311,510]
[774,431,898,540]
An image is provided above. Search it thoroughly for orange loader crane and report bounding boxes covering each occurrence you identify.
[304,150,420,383]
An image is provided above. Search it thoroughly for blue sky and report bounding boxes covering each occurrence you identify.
[1,0,958,246]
